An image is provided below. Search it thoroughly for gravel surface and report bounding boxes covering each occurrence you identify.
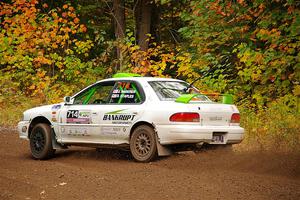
[1,129,300,200]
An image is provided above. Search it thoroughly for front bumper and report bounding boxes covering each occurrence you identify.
[17,121,30,139]
[155,124,244,145]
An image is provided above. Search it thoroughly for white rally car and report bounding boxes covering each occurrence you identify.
[18,73,244,162]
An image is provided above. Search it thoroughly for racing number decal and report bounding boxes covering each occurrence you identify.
[67,110,79,118]
[66,110,90,124]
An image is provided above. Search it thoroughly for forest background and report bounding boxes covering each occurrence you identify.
[0,0,299,151]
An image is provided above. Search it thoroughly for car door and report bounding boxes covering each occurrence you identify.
[58,80,145,144]
[97,80,146,144]
[58,81,116,143]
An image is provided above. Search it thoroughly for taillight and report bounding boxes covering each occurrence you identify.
[169,112,200,122]
[230,113,240,124]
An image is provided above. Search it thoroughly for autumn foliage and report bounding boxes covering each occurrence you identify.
[0,0,299,149]
[0,0,99,102]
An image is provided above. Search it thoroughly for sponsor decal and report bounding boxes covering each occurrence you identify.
[67,118,90,123]
[61,127,65,133]
[67,127,90,136]
[52,104,61,110]
[101,127,121,135]
[112,121,132,124]
[52,118,57,122]
[103,114,135,121]
[67,110,91,124]
[79,111,90,118]
[103,109,135,124]
[51,106,61,122]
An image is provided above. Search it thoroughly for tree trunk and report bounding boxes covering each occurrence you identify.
[135,0,152,51]
[113,0,125,70]
[151,3,160,43]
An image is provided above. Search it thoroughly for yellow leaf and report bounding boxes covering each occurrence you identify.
[293,85,300,96]
[29,85,36,90]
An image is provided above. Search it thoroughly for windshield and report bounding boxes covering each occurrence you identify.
[148,81,211,101]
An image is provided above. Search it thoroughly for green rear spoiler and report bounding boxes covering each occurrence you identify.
[175,94,233,104]
[175,94,199,104]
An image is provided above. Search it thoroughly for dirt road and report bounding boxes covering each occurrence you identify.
[1,129,300,200]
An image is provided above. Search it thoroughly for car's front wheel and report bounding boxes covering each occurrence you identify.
[130,125,157,162]
[29,123,55,159]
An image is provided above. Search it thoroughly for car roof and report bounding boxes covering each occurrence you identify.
[96,76,186,83]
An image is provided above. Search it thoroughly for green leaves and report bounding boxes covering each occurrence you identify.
[179,0,300,108]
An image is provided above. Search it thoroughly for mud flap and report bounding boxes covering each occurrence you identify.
[51,129,67,150]
[155,134,172,156]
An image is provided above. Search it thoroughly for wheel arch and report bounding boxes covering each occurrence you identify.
[28,116,52,138]
[130,121,155,139]
[129,121,172,157]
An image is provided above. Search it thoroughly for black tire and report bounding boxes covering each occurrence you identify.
[29,123,55,159]
[130,125,157,162]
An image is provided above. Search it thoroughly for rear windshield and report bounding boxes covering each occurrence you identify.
[148,81,211,101]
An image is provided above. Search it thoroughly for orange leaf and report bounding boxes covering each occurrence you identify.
[74,18,79,24]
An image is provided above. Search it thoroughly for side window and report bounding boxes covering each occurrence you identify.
[73,89,91,105]
[109,81,144,104]
[73,81,115,105]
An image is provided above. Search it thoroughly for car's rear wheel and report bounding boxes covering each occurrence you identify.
[30,123,55,159]
[130,125,157,162]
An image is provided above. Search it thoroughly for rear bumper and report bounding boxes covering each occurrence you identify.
[155,124,244,145]
[17,121,30,139]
